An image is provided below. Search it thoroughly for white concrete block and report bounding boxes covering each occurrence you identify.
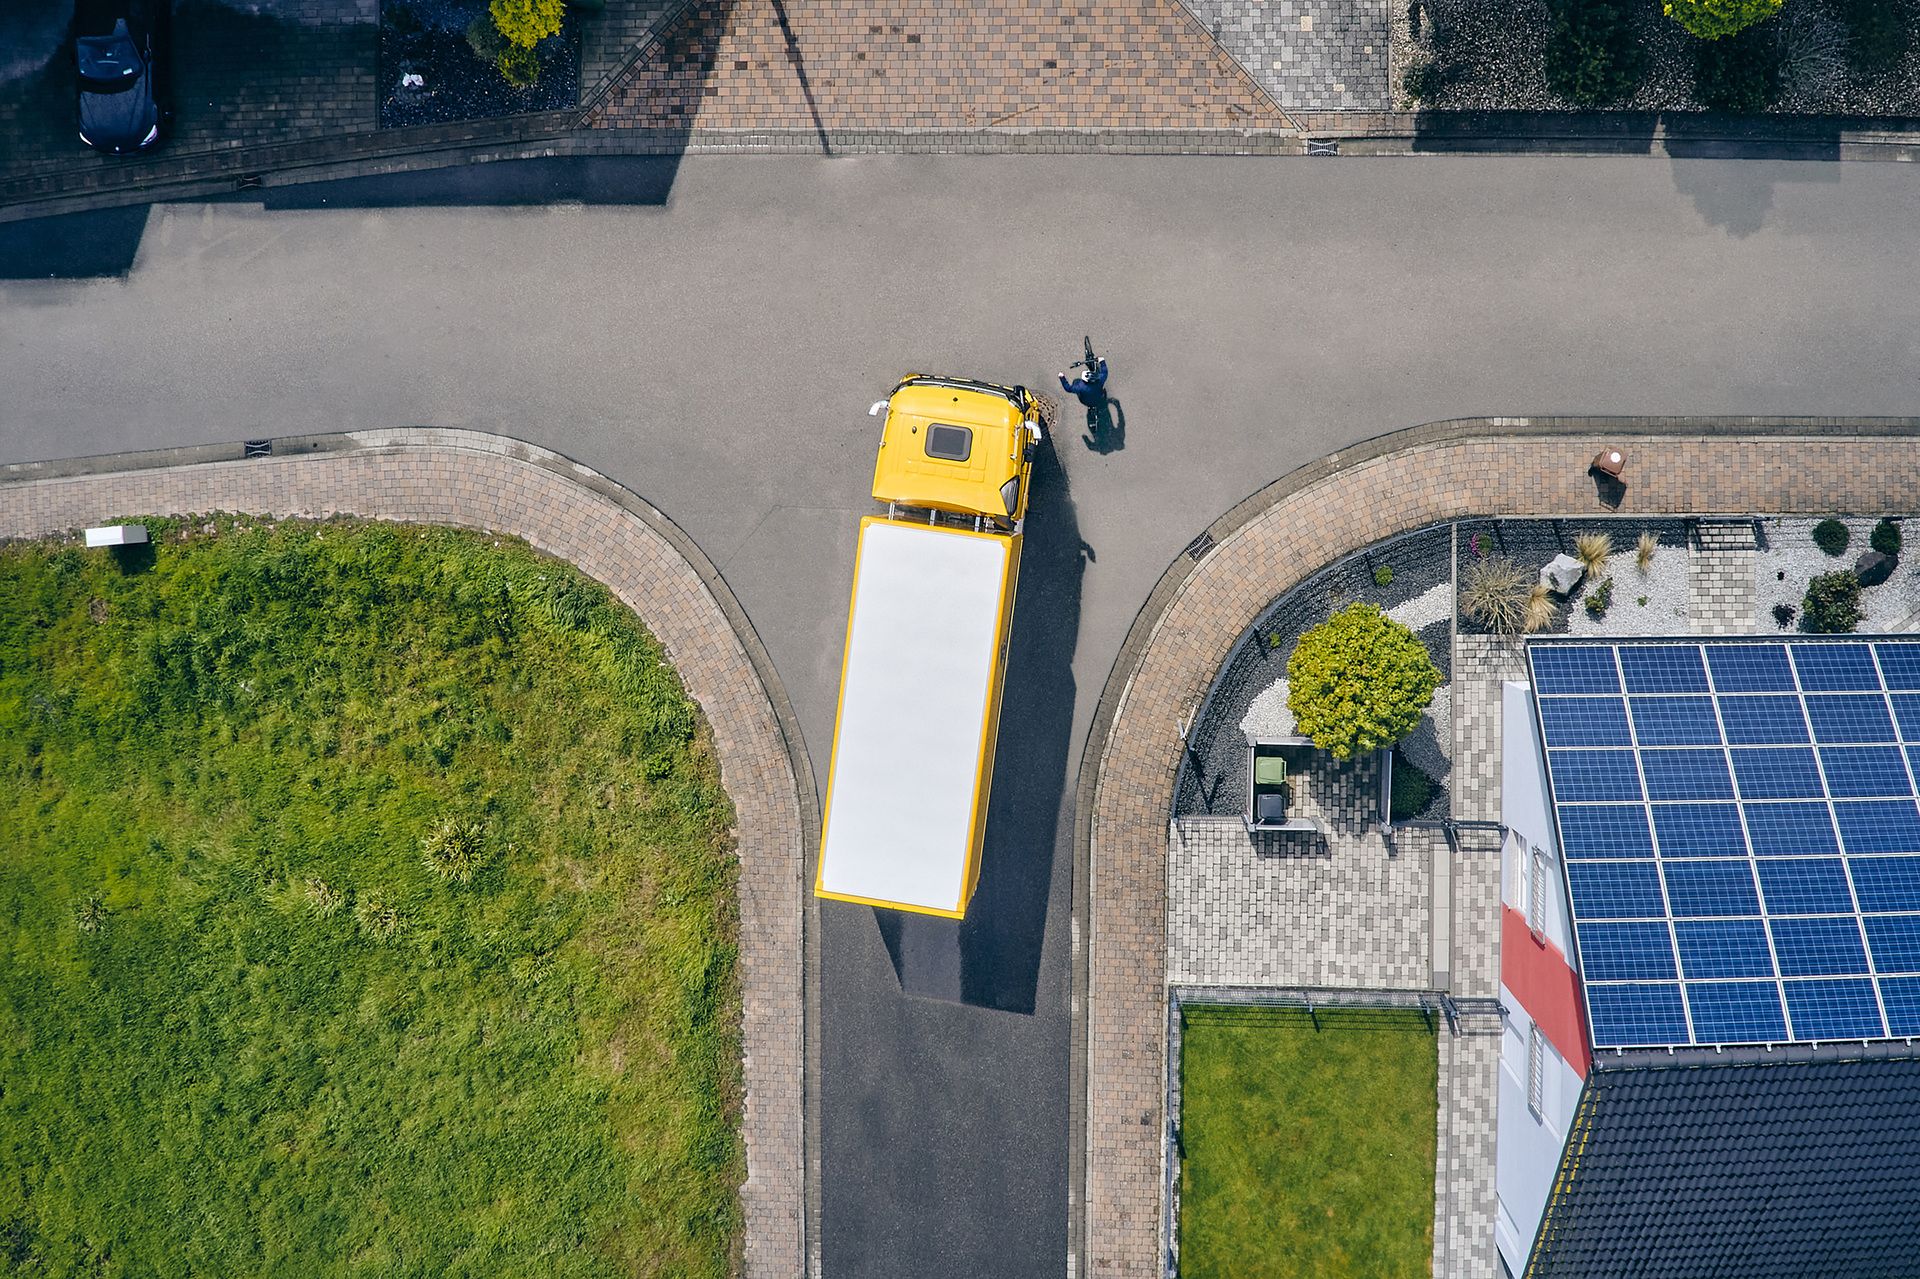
[84,525,148,547]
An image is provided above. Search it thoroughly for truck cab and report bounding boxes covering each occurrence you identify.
[815,376,1044,918]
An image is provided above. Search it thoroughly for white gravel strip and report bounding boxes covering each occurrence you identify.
[1239,676,1452,773]
[1240,677,1299,739]
[1756,518,1920,635]
[1566,544,1690,637]
[1387,581,1454,633]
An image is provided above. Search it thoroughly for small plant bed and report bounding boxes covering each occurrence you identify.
[1757,516,1917,633]
[1179,1005,1438,1278]
[381,0,579,128]
[0,520,739,1274]
[1397,0,1920,115]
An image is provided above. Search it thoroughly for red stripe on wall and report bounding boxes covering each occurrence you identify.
[1501,905,1593,1078]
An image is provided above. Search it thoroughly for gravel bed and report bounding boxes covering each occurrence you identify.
[1756,517,1920,634]
[379,0,578,128]
[1399,0,1920,115]
[1565,541,1690,636]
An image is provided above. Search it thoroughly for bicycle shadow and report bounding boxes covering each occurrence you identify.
[1082,397,1125,455]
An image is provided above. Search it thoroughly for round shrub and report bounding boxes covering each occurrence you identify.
[1696,24,1784,111]
[490,0,563,49]
[1546,0,1648,106]
[1804,570,1862,633]
[1872,517,1902,557]
[497,43,541,87]
[1841,0,1909,69]
[1287,603,1443,761]
[1813,518,1851,556]
[1665,0,1781,40]
[466,13,507,63]
[1374,564,1395,587]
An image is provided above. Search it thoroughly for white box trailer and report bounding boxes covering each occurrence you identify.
[815,517,1020,917]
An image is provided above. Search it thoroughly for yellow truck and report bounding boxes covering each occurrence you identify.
[814,375,1046,919]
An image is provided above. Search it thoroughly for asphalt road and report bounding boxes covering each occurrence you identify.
[5,153,1920,1277]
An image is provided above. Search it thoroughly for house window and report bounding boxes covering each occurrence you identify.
[1528,1022,1546,1119]
[1529,846,1548,943]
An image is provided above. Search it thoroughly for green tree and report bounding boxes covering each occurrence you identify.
[1287,604,1443,761]
[491,0,563,49]
[1664,0,1780,40]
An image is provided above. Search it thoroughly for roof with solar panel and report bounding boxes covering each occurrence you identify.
[1529,638,1920,1050]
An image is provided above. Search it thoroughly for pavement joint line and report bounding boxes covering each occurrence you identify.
[0,428,817,1279]
[1069,415,1920,1278]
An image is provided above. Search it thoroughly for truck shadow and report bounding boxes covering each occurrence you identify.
[876,432,1088,1013]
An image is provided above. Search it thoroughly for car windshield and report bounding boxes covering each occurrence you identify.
[78,24,142,85]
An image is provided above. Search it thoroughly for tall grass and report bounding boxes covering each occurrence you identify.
[0,518,740,1276]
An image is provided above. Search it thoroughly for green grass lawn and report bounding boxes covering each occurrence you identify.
[0,518,741,1276]
[1179,1006,1438,1279]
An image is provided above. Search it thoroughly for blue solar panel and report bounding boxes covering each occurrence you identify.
[1834,801,1920,855]
[1822,747,1913,798]
[1619,645,1710,694]
[1549,751,1644,803]
[1577,921,1678,981]
[1876,644,1920,691]
[1792,644,1881,692]
[1567,862,1668,919]
[1805,695,1898,744]
[1558,806,1656,859]
[1652,804,1747,858]
[1686,982,1788,1043]
[1537,640,1920,1049]
[1641,750,1735,801]
[1718,696,1810,745]
[1770,916,1871,977]
[1630,697,1722,746]
[1674,919,1776,979]
[1880,977,1920,1036]
[1743,803,1841,857]
[1705,644,1796,693]
[1783,978,1885,1040]
[1848,857,1920,913]
[1893,695,1920,742]
[1862,916,1920,974]
[1754,858,1855,915]
[1586,984,1690,1047]
[1533,646,1621,695]
[1730,748,1825,800]
[1663,861,1760,917]
[1538,698,1633,747]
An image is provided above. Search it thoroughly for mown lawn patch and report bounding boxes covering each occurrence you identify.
[0,518,740,1276]
[1180,1006,1438,1279]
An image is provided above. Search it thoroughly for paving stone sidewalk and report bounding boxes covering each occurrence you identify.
[1084,424,1920,1277]
[0,429,808,1279]
[586,0,1288,132]
[1182,0,1390,111]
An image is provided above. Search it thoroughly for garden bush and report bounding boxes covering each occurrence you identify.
[0,521,741,1275]
[490,0,564,48]
[1813,517,1852,555]
[1773,601,1798,628]
[1665,0,1781,39]
[1872,517,1903,557]
[1584,576,1615,618]
[1374,564,1395,587]
[1460,556,1530,634]
[1287,604,1442,760]
[1696,23,1784,111]
[1390,752,1437,821]
[1804,570,1863,632]
[1840,0,1909,69]
[1545,0,1648,105]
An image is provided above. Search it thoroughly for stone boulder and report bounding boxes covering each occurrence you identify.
[1856,550,1896,587]
[1541,554,1586,596]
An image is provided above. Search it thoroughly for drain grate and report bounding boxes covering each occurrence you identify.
[1184,530,1217,562]
[235,173,264,191]
[1305,139,1339,156]
[243,439,273,458]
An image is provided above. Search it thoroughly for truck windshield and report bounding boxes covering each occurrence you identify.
[78,25,142,87]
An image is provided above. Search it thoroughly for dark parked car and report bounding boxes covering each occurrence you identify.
[76,0,169,154]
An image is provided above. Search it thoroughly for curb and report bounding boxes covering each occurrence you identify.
[0,428,820,1279]
[11,107,1920,224]
[1065,414,1920,1278]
